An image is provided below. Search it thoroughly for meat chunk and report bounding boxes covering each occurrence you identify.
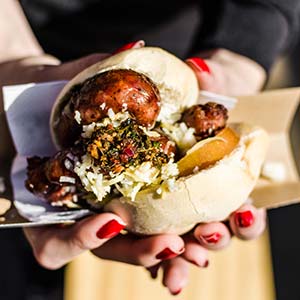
[25,150,80,206]
[74,69,160,127]
[54,69,161,147]
[181,102,228,140]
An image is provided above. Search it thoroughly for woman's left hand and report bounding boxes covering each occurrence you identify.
[144,49,267,295]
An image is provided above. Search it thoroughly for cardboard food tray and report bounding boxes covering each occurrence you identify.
[230,88,300,209]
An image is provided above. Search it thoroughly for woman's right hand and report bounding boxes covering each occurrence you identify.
[0,50,188,295]
[24,213,186,270]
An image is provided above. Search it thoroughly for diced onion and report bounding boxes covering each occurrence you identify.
[59,176,76,184]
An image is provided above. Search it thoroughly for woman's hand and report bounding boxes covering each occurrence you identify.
[24,202,266,295]
[24,213,186,270]
[145,50,268,295]
[147,203,266,295]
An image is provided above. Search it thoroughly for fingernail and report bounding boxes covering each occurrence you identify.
[190,259,209,268]
[156,247,184,260]
[171,289,182,296]
[203,260,209,268]
[96,219,126,239]
[186,57,211,73]
[113,40,145,54]
[200,232,221,244]
[235,210,254,228]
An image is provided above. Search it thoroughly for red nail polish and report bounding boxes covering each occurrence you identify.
[235,210,254,228]
[203,260,209,268]
[172,289,182,296]
[201,232,221,244]
[96,219,125,239]
[186,57,211,73]
[113,40,145,54]
[156,247,184,260]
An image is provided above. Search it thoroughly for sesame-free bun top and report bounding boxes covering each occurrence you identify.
[50,47,199,149]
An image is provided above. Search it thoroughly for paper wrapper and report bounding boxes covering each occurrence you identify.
[3,81,91,222]
[3,81,300,224]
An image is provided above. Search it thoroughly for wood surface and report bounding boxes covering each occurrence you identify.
[65,228,275,300]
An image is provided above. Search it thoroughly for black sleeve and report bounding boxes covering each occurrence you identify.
[193,0,300,72]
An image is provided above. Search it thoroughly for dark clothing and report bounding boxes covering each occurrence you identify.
[20,0,300,71]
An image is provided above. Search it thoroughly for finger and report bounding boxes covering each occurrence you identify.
[113,40,145,54]
[24,213,125,270]
[193,221,231,250]
[43,53,110,81]
[185,57,223,93]
[42,40,145,81]
[145,236,208,280]
[161,257,190,296]
[35,40,145,82]
[186,57,213,88]
[48,40,145,80]
[181,235,209,268]
[92,233,185,267]
[229,204,266,240]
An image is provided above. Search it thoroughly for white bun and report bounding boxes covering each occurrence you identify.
[104,123,269,235]
[50,47,199,149]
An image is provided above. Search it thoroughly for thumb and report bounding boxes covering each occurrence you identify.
[44,53,110,81]
[185,57,220,92]
[24,213,125,270]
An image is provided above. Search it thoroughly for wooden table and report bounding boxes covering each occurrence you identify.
[65,229,275,300]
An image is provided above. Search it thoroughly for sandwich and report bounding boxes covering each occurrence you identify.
[25,47,269,234]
